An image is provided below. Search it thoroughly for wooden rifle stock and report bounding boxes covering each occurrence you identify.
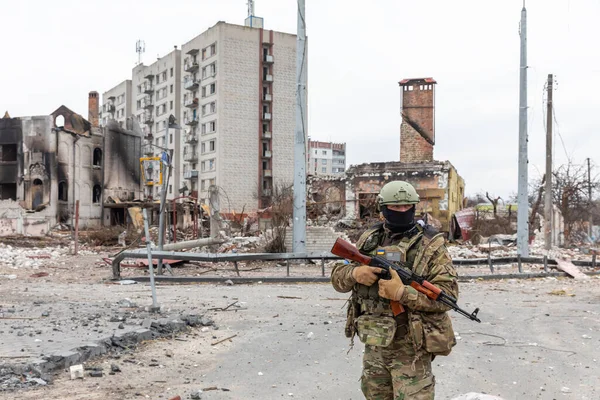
[331,237,481,322]
[330,238,405,316]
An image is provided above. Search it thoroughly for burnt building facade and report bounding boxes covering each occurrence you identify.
[0,92,142,236]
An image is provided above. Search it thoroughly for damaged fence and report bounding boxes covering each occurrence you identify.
[111,248,600,283]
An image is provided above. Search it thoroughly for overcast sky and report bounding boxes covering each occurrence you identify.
[1,0,598,198]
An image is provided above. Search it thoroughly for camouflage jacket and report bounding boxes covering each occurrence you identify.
[331,222,459,356]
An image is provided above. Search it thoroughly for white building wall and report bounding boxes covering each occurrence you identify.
[131,48,182,200]
[271,31,297,191]
[100,80,132,128]
[219,24,261,212]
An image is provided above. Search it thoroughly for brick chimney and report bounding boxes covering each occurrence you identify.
[398,78,436,162]
[88,91,99,128]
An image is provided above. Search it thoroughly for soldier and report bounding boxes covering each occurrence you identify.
[331,180,459,399]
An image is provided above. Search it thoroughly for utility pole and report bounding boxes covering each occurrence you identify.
[517,1,529,256]
[588,157,593,237]
[544,74,553,250]
[157,115,180,274]
[292,0,307,253]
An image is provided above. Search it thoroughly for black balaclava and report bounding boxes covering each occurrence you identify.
[382,205,416,233]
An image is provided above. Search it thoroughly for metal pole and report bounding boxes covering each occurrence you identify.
[172,198,177,243]
[157,130,171,275]
[544,74,553,250]
[209,185,220,238]
[292,0,307,253]
[142,208,159,312]
[517,1,530,257]
[588,157,593,237]
[74,200,79,255]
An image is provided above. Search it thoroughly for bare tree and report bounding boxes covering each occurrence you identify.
[464,193,487,208]
[528,174,546,234]
[263,182,293,253]
[485,192,502,218]
[552,161,599,244]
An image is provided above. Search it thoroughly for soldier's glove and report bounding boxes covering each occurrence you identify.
[352,265,383,286]
[378,269,405,301]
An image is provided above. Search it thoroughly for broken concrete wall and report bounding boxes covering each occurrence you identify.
[0,199,51,236]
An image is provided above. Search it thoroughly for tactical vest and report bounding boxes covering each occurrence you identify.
[347,222,456,356]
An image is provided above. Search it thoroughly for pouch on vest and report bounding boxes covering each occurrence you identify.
[355,315,396,347]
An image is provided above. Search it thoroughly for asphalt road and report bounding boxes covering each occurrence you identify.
[2,275,599,400]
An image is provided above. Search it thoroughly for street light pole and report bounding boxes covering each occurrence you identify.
[157,115,180,275]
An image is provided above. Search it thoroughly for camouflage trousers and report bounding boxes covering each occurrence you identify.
[361,334,434,400]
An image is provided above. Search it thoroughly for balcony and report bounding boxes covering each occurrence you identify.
[264,74,273,83]
[184,60,199,72]
[262,188,272,197]
[184,152,198,162]
[143,82,154,94]
[105,102,115,113]
[143,127,153,140]
[185,132,198,144]
[262,150,272,158]
[263,169,272,177]
[184,170,199,180]
[262,131,272,139]
[142,96,153,109]
[184,115,199,126]
[184,76,200,90]
[262,112,272,121]
[143,113,154,125]
[264,54,274,63]
[143,145,154,156]
[184,97,199,108]
[263,93,272,102]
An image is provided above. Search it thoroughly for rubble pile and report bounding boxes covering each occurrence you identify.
[0,242,98,271]
[448,232,597,261]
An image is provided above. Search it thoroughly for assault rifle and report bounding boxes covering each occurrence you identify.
[330,237,481,323]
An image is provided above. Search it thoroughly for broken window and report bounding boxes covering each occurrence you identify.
[31,179,43,208]
[92,184,101,203]
[55,115,65,128]
[93,148,102,167]
[58,181,68,201]
[0,144,17,162]
[0,183,17,201]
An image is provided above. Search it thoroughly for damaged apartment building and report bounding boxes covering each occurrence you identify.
[0,92,143,236]
[308,78,465,233]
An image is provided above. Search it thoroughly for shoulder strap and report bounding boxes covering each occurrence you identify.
[356,222,384,252]
[412,232,446,276]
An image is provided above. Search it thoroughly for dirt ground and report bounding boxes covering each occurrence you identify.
[1,242,600,400]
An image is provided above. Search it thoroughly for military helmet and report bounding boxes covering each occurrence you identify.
[377,180,420,207]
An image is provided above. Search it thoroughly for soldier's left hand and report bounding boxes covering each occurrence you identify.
[378,269,405,301]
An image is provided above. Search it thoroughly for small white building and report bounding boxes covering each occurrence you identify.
[307,139,346,177]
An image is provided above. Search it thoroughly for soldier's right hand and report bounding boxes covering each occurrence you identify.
[352,265,383,286]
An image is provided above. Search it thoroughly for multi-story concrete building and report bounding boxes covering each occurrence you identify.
[131,47,182,200]
[180,21,299,211]
[100,80,132,128]
[100,16,301,213]
[307,140,346,177]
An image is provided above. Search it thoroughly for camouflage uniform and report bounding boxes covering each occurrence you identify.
[331,222,458,400]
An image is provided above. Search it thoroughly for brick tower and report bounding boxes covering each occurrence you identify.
[398,78,436,162]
